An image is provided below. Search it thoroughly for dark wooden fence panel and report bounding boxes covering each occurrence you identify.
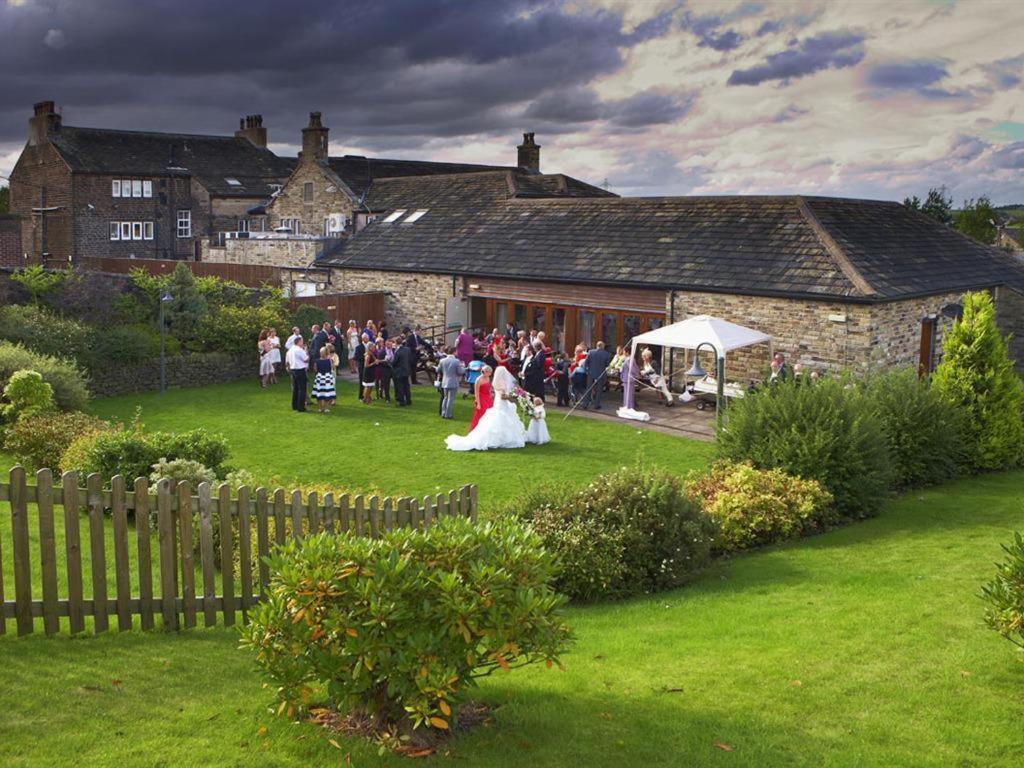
[0,468,477,636]
[288,292,386,325]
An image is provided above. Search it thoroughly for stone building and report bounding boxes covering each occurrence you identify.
[7,102,294,263]
[0,214,23,268]
[309,173,1024,377]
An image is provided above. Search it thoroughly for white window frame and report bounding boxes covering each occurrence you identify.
[122,180,131,197]
[143,221,154,240]
[303,182,313,202]
[131,222,143,240]
[237,218,249,234]
[131,180,142,198]
[112,180,121,198]
[120,222,132,240]
[177,209,192,238]
[110,222,120,240]
[142,180,153,198]
[382,209,406,224]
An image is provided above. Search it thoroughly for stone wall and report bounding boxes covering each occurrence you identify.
[995,286,1024,372]
[328,268,452,332]
[9,139,73,263]
[88,352,255,398]
[204,236,324,267]
[0,214,23,268]
[268,160,356,237]
[867,291,964,370]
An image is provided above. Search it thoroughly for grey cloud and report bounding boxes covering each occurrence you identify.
[866,58,972,100]
[982,55,1024,89]
[679,3,764,52]
[771,104,810,123]
[727,30,865,86]
[524,87,693,129]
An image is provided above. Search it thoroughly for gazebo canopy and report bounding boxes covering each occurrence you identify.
[630,315,770,357]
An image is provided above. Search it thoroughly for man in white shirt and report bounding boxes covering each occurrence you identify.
[284,327,301,354]
[285,337,309,412]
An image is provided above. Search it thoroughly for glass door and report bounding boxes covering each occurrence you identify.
[579,310,595,348]
[495,303,508,335]
[551,307,566,352]
[532,305,547,338]
[513,303,527,332]
[601,313,618,348]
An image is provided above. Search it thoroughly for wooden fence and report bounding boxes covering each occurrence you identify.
[75,256,283,287]
[289,291,386,324]
[0,467,477,637]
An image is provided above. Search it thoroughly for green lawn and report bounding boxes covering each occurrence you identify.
[1,382,1023,766]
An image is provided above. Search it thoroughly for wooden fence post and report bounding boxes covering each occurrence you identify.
[273,489,286,545]
[255,488,270,597]
[156,479,178,631]
[369,496,380,539]
[198,482,217,628]
[307,491,320,536]
[86,473,109,634]
[134,477,154,631]
[110,475,133,632]
[218,484,235,627]
[36,469,60,636]
[238,485,253,621]
[470,485,478,522]
[62,471,85,634]
[290,490,304,542]
[10,466,33,636]
[177,482,197,630]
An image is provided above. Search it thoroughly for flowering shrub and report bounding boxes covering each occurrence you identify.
[509,461,717,601]
[242,516,571,747]
[148,457,218,490]
[686,461,835,553]
[1,369,55,424]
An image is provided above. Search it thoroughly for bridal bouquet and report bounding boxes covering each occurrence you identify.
[512,386,536,418]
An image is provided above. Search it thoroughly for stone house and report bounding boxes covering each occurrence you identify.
[8,102,294,263]
[0,214,22,268]
[310,173,1024,378]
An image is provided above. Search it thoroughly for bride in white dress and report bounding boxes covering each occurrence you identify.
[445,366,528,451]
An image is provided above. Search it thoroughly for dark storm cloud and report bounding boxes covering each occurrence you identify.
[866,59,970,100]
[0,0,673,149]
[727,30,865,86]
[524,87,694,129]
[679,2,765,53]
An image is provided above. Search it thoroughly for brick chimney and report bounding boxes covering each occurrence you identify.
[28,100,61,146]
[517,132,540,172]
[235,114,267,148]
[301,111,329,162]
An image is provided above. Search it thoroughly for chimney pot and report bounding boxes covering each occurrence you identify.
[517,131,541,173]
[302,111,329,162]
[235,112,268,148]
[28,100,61,145]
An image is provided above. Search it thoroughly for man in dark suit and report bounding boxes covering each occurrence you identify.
[584,341,612,410]
[404,326,433,385]
[523,341,547,402]
[353,334,367,401]
[504,321,517,342]
[392,339,413,406]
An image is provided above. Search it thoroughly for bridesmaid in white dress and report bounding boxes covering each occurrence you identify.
[526,397,550,445]
[445,367,528,451]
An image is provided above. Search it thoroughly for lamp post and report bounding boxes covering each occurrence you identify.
[159,288,173,394]
[685,341,726,427]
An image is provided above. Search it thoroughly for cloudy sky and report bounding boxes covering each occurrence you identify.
[1,0,1022,203]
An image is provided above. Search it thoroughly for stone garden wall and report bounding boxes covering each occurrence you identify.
[89,352,255,398]
[327,268,451,334]
[995,286,1024,372]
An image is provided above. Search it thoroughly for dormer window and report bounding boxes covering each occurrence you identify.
[382,209,406,224]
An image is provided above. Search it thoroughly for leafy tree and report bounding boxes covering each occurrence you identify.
[903,187,953,225]
[954,196,999,244]
[163,263,208,344]
[10,265,65,305]
[0,185,9,213]
[933,291,1024,471]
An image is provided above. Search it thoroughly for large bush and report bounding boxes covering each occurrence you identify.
[0,304,90,360]
[194,300,290,356]
[85,324,178,367]
[1,370,55,423]
[4,411,112,471]
[933,291,1024,472]
[61,424,230,481]
[150,429,231,476]
[717,377,892,519]
[0,341,89,411]
[981,531,1024,650]
[243,517,571,745]
[686,461,835,552]
[863,369,965,488]
[511,462,716,601]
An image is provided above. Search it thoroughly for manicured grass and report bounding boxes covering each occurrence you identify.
[1,383,1022,765]
[83,379,714,508]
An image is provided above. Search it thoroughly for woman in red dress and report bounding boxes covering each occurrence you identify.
[469,366,494,431]
[490,337,509,370]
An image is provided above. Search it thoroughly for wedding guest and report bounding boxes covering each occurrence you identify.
[361,342,378,405]
[378,320,389,341]
[346,320,360,373]
[641,348,673,406]
[437,346,465,420]
[523,340,547,402]
[267,328,281,384]
[364,319,378,343]
[332,320,345,349]
[584,341,611,410]
[608,345,627,377]
[309,324,327,365]
[469,365,493,431]
[504,321,517,342]
[326,343,340,407]
[455,326,475,366]
[375,338,393,401]
[285,326,301,351]
[553,352,571,407]
[312,347,336,414]
[285,336,309,412]
[354,333,368,401]
[770,352,790,382]
[570,344,589,403]
[258,330,273,388]
[405,326,433,384]
[526,397,550,445]
[392,339,413,406]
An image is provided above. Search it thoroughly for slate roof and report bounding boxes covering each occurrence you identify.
[319,183,1024,302]
[325,156,512,201]
[49,126,295,197]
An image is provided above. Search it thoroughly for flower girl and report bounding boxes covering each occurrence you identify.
[526,396,550,445]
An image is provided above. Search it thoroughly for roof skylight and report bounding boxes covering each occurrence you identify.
[225,177,242,186]
[382,209,407,223]
[403,209,428,223]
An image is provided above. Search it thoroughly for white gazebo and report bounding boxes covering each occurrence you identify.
[621,315,770,422]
